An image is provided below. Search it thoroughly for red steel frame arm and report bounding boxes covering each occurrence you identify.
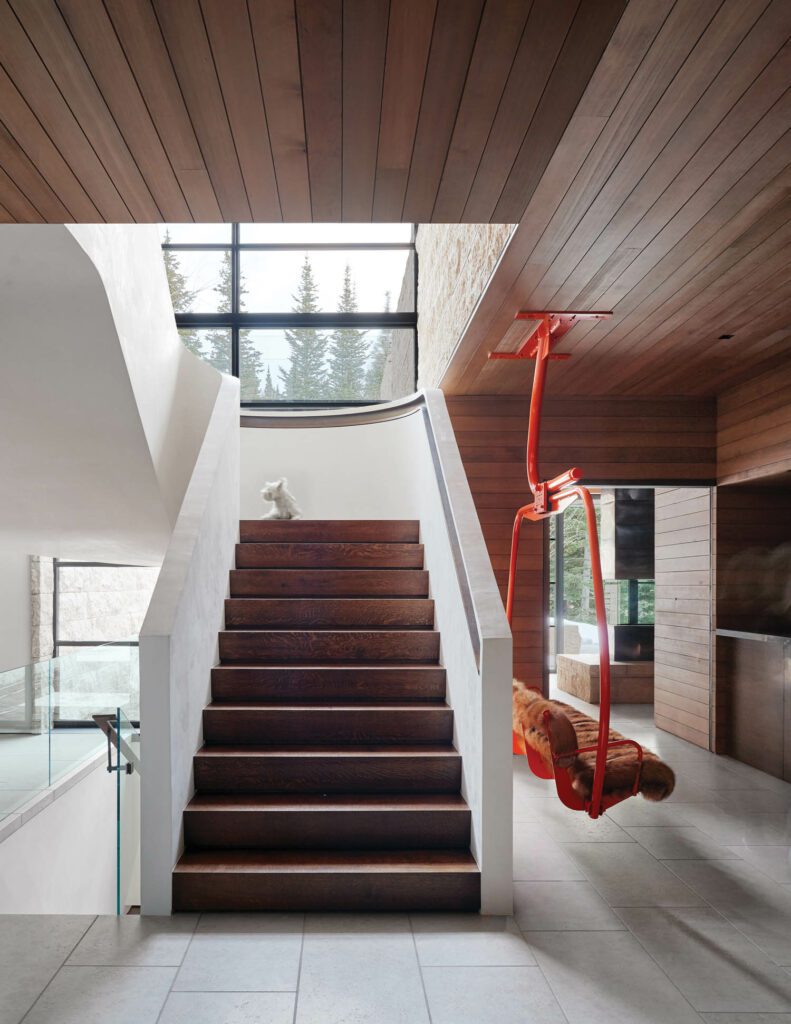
[495,310,628,819]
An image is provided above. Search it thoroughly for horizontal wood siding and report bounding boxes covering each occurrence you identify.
[717,360,791,485]
[655,486,713,749]
[447,396,716,693]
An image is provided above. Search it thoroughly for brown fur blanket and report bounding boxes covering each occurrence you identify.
[513,680,675,802]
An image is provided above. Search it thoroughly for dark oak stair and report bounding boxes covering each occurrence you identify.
[173,519,480,912]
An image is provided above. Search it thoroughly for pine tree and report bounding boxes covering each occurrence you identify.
[207,250,266,401]
[162,232,202,358]
[365,290,392,398]
[262,366,281,400]
[280,255,328,400]
[327,265,368,401]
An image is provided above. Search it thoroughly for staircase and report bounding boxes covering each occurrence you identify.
[172,519,480,912]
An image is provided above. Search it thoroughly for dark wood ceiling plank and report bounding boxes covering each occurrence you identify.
[296,0,342,221]
[9,0,161,220]
[502,0,735,305]
[461,0,578,223]
[0,65,101,220]
[442,0,678,392]
[559,132,791,362]
[0,199,12,222]
[539,0,789,311]
[152,0,251,221]
[617,247,791,395]
[562,87,791,312]
[103,0,220,221]
[0,162,43,221]
[556,156,791,386]
[562,203,791,394]
[0,0,130,220]
[56,0,191,221]
[699,331,791,396]
[431,0,533,222]
[401,0,483,223]
[0,118,72,220]
[201,0,281,221]
[491,0,630,223]
[248,0,311,221]
[341,0,389,221]
[372,0,437,221]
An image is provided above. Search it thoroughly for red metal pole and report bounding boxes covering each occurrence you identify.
[525,319,552,495]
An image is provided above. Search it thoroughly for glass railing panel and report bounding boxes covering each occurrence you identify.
[0,642,139,814]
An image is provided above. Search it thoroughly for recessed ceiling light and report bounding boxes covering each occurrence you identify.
[718,333,734,340]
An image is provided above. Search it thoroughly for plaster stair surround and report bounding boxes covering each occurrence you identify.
[172,519,480,912]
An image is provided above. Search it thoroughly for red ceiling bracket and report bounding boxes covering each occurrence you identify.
[488,310,612,360]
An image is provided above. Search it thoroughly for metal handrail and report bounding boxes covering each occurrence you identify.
[93,713,140,776]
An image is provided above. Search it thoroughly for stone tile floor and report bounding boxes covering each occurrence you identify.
[2,694,791,1023]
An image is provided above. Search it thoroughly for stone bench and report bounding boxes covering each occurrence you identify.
[556,653,653,704]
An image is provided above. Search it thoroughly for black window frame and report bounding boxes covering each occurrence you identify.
[162,223,419,409]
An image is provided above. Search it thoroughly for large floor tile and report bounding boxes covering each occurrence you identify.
[296,917,427,1024]
[525,929,702,1024]
[514,797,635,842]
[563,842,704,907]
[159,991,295,1024]
[0,915,93,1024]
[701,1015,791,1022]
[625,825,741,860]
[23,965,175,1024]
[421,965,565,1024]
[513,825,585,880]
[410,914,534,966]
[606,797,690,826]
[674,803,790,845]
[668,859,791,964]
[513,880,624,931]
[617,906,791,1011]
[68,914,197,966]
[714,790,791,814]
[724,845,791,883]
[174,913,303,992]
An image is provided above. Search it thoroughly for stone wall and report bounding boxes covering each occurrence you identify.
[415,224,515,388]
[379,251,416,400]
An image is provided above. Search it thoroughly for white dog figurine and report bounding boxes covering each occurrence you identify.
[260,477,302,520]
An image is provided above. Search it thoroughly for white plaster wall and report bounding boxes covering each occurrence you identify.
[0,761,116,913]
[0,225,222,565]
[0,547,31,673]
[241,418,417,521]
[68,225,221,526]
[140,375,240,915]
[239,399,513,913]
[415,224,515,388]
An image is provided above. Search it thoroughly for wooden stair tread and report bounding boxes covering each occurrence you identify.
[204,702,448,711]
[175,850,478,873]
[212,661,444,670]
[240,520,419,543]
[230,568,429,597]
[235,542,424,569]
[224,597,435,629]
[196,744,458,757]
[185,793,470,811]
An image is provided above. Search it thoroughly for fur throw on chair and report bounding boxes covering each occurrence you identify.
[513,680,675,802]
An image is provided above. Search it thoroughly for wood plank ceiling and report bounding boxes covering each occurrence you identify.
[0,0,629,224]
[439,0,791,398]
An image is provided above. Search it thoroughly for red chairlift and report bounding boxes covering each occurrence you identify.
[490,311,645,820]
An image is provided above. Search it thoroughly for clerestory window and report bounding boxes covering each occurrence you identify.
[160,224,417,407]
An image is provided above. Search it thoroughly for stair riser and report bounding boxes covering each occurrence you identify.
[235,543,424,569]
[224,598,435,630]
[240,521,420,543]
[219,631,440,663]
[173,871,480,912]
[184,809,471,850]
[211,667,447,703]
[230,569,429,598]
[202,708,453,746]
[194,755,462,794]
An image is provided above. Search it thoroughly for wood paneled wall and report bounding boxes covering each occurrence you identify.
[447,395,717,692]
[718,360,791,485]
[654,487,713,750]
